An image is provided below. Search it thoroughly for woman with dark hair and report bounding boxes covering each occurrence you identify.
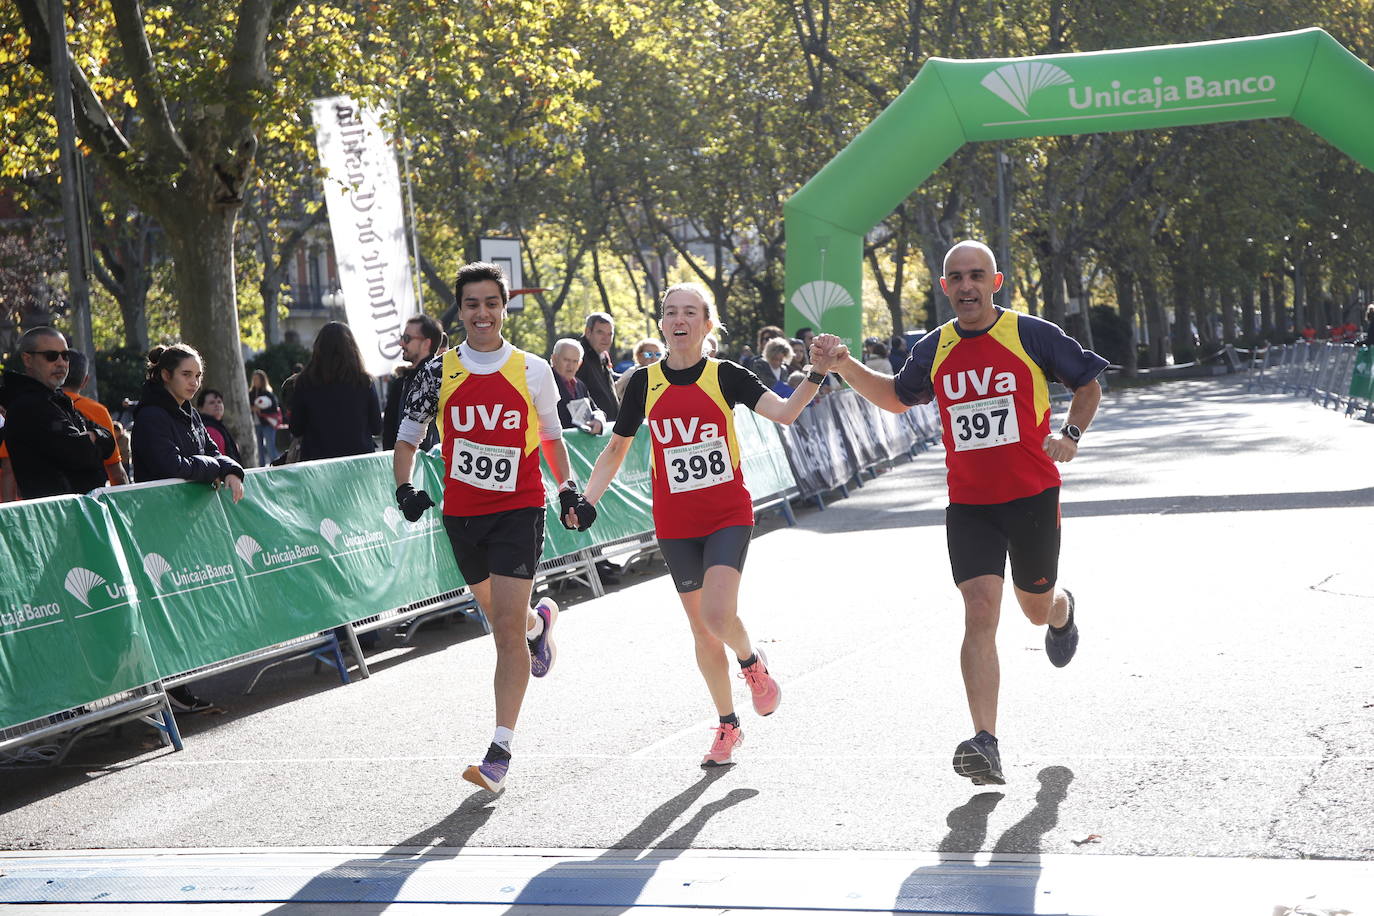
[131,343,245,714]
[289,321,382,461]
[195,388,242,463]
[248,368,281,466]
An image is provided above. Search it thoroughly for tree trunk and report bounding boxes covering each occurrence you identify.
[1141,274,1167,368]
[1169,260,1193,359]
[1273,274,1289,334]
[1239,285,1255,343]
[1291,260,1306,331]
[1109,259,1138,378]
[1220,286,1237,344]
[1259,277,1273,336]
[163,204,255,466]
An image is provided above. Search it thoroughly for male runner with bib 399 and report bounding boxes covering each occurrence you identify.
[815,240,1105,786]
[566,282,840,768]
[393,261,587,794]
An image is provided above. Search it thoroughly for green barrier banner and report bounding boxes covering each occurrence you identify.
[0,496,157,728]
[734,408,795,500]
[1350,348,1374,400]
[95,453,466,679]
[3,425,800,729]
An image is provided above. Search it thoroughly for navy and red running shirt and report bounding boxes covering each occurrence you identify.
[615,358,768,539]
[894,308,1107,506]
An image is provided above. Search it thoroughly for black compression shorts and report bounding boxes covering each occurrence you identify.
[657,525,753,593]
[443,507,545,584]
[945,486,1060,593]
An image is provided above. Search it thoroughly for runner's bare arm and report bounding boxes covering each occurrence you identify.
[828,343,911,414]
[752,340,841,425]
[540,436,573,487]
[1043,378,1102,463]
[580,433,634,509]
[393,439,418,488]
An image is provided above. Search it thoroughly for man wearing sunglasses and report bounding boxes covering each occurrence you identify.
[0,327,114,499]
[382,314,445,451]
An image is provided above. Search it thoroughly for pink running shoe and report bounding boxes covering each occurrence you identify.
[738,648,781,716]
[701,722,743,768]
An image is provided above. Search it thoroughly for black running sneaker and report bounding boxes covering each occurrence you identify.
[167,685,215,713]
[1045,589,1078,668]
[953,730,1005,785]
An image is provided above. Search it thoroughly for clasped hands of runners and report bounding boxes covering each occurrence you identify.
[808,335,848,367]
[392,479,595,530]
[559,481,596,531]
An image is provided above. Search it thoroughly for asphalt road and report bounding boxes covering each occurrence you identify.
[1,375,1371,913]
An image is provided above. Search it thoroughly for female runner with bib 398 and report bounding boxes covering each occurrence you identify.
[569,282,840,767]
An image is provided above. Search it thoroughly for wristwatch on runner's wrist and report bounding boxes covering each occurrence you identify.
[1060,424,1082,443]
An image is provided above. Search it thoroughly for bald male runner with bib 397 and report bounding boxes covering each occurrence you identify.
[814,240,1106,786]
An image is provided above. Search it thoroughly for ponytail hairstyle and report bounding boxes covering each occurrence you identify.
[146,343,201,384]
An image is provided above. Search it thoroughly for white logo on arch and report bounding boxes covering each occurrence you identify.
[981,62,1073,115]
[790,281,855,330]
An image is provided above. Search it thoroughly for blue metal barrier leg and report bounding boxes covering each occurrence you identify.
[779,499,796,526]
[143,698,184,752]
[312,633,351,686]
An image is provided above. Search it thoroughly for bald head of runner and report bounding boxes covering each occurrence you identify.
[940,241,1004,332]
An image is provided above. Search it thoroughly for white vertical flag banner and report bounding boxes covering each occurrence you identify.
[311,95,415,376]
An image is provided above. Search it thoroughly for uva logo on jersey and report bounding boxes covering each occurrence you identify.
[450,403,522,431]
[942,367,1019,400]
[649,416,721,444]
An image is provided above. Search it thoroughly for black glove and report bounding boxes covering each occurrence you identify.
[395,483,435,522]
[558,484,597,532]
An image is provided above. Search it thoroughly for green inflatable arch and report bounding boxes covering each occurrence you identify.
[784,28,1374,348]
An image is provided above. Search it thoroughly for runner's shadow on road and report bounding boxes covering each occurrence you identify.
[895,765,1073,914]
[505,767,757,912]
[261,788,501,914]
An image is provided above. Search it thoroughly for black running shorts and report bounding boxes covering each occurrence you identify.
[657,525,753,593]
[945,486,1060,593]
[443,507,546,584]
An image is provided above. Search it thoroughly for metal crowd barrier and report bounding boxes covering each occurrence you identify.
[1247,342,1373,421]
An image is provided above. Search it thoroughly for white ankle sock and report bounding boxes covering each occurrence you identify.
[526,613,544,640]
[493,726,514,752]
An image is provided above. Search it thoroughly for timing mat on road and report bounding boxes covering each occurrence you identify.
[0,847,1369,914]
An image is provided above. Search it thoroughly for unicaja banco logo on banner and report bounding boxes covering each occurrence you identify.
[63,566,132,608]
[141,551,234,593]
[320,517,388,551]
[980,61,1278,121]
[234,533,320,572]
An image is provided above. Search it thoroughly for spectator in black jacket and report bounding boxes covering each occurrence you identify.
[132,343,245,714]
[290,321,382,461]
[576,311,620,420]
[383,314,444,450]
[0,327,114,499]
[131,344,245,499]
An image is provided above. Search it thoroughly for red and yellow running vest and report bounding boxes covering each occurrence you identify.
[435,348,544,516]
[931,314,1060,505]
[644,359,754,538]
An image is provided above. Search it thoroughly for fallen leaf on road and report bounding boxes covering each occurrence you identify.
[1070,834,1102,846]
